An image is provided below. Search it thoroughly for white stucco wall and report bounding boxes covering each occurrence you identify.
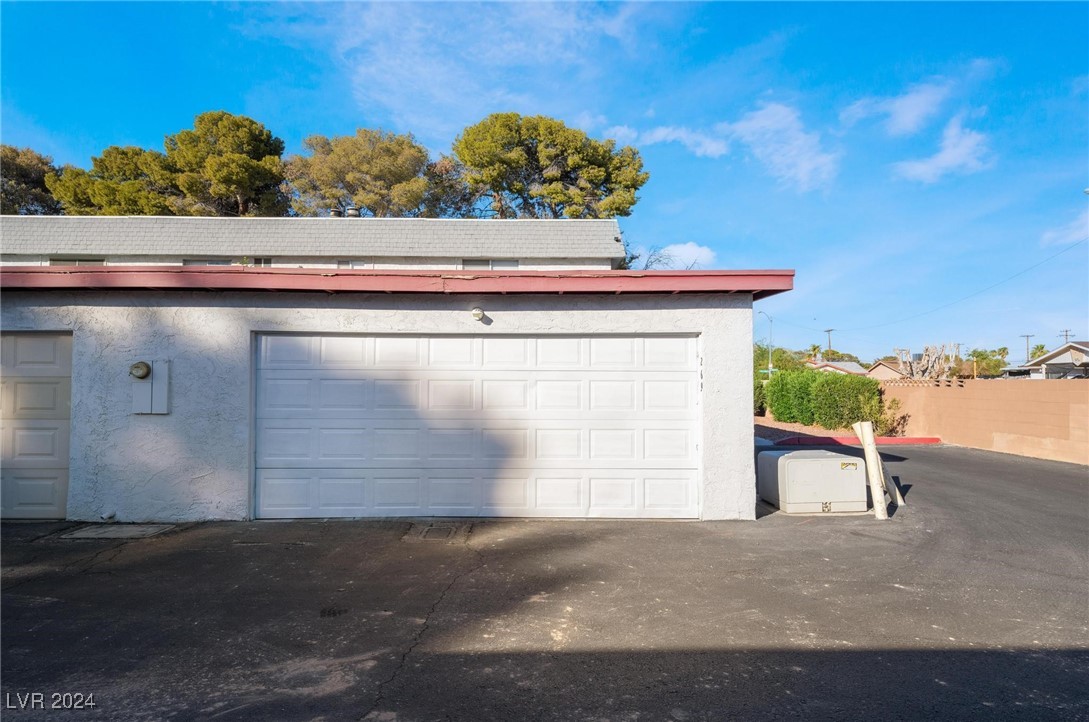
[1,291,755,522]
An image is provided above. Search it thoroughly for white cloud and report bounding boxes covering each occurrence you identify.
[660,242,717,269]
[637,126,729,158]
[242,3,646,143]
[604,124,639,145]
[841,81,952,136]
[1040,208,1089,247]
[632,242,717,269]
[719,103,838,190]
[893,113,992,183]
[573,112,609,132]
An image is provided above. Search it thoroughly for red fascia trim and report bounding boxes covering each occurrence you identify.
[0,266,795,298]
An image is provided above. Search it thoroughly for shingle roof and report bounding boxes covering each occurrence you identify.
[0,216,626,260]
[807,360,868,375]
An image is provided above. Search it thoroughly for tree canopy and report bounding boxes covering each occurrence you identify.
[452,113,648,219]
[965,347,1009,377]
[164,111,286,216]
[287,129,442,217]
[47,146,176,216]
[1,145,63,215]
[47,111,287,217]
[17,110,648,221]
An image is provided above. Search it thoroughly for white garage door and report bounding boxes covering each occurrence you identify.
[1,334,71,519]
[255,334,700,519]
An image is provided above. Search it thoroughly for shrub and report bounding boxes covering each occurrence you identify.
[861,394,908,436]
[766,370,820,424]
[767,370,906,432]
[753,378,766,415]
[810,373,881,429]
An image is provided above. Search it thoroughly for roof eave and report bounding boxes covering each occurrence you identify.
[0,266,795,298]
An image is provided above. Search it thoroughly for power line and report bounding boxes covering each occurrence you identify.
[771,237,1084,339]
[822,236,1087,334]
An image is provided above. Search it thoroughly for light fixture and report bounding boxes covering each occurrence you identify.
[129,361,151,379]
[471,307,485,321]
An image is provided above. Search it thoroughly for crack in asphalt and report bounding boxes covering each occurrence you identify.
[3,542,128,592]
[360,523,487,721]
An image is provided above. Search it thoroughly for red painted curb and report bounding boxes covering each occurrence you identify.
[777,436,941,446]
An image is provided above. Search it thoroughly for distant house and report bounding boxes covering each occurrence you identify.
[1002,341,1089,379]
[867,360,907,381]
[805,359,867,375]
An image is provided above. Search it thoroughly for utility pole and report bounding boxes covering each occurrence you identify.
[1019,334,1034,365]
[1059,329,1073,343]
[823,329,835,351]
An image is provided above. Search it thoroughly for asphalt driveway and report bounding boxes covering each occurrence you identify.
[2,446,1087,720]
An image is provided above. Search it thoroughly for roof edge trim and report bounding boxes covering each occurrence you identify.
[0,266,794,299]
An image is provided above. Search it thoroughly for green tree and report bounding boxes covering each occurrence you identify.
[286,129,434,217]
[47,146,177,216]
[822,348,862,364]
[1,145,63,214]
[753,344,805,376]
[165,111,287,216]
[47,112,288,217]
[1030,343,1048,360]
[452,112,648,219]
[967,347,1009,377]
[421,155,478,218]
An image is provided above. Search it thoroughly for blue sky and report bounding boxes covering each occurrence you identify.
[2,2,1086,362]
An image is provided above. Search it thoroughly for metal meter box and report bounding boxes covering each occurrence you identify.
[757,450,867,513]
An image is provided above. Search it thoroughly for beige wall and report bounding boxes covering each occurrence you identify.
[883,379,1088,465]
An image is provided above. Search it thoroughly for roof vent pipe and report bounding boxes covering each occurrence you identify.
[329,208,343,218]
[345,207,361,217]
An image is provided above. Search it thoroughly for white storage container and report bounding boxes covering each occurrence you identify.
[757,449,868,513]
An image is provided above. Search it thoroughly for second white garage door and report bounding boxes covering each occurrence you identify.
[255,334,700,519]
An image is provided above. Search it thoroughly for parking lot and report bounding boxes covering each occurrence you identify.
[2,445,1087,720]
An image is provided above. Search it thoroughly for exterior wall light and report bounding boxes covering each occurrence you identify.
[129,361,152,379]
[471,307,485,321]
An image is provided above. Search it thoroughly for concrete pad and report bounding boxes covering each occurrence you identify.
[2,447,1087,720]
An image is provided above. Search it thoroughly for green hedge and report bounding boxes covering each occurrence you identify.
[766,370,883,430]
[810,373,881,429]
[753,378,766,415]
[766,370,819,424]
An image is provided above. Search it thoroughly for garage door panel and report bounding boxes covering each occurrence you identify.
[1,469,69,518]
[1,334,72,376]
[4,421,71,468]
[483,337,530,367]
[644,336,695,368]
[374,337,422,367]
[261,335,317,368]
[2,334,71,519]
[428,379,475,410]
[374,379,421,410]
[256,334,699,519]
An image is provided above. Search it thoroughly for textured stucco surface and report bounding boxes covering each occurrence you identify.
[1,291,754,522]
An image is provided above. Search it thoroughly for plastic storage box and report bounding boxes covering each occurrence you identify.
[757,449,868,513]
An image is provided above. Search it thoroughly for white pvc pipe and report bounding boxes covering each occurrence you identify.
[852,421,889,520]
